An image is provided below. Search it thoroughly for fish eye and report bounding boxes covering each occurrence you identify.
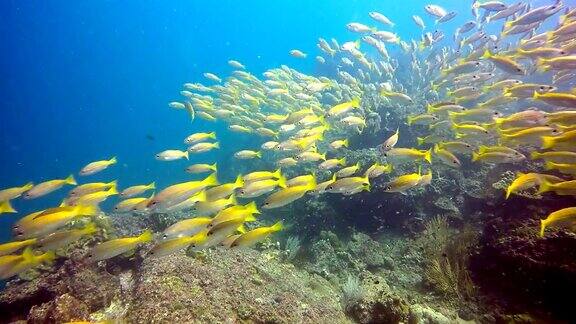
[453,160,457,164]
[162,234,168,239]
[87,254,93,258]
[149,251,154,255]
[552,129,559,133]
[540,86,545,90]
[466,144,471,148]
[516,68,522,72]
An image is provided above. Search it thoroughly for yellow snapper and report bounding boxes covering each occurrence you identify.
[229,222,283,248]
[87,230,153,262]
[23,175,77,199]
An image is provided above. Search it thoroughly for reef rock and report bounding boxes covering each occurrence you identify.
[126,248,347,323]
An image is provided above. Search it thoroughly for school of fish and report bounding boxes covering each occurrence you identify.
[1,0,576,279]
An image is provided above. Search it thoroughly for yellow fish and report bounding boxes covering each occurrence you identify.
[0,239,37,257]
[149,231,206,258]
[383,148,432,164]
[540,207,576,237]
[184,132,217,144]
[70,181,117,197]
[16,205,98,239]
[194,194,237,215]
[538,180,576,196]
[87,230,153,262]
[24,175,76,199]
[328,97,361,117]
[229,222,283,248]
[37,222,98,251]
[209,202,260,228]
[162,217,212,240]
[0,182,34,202]
[263,180,316,209]
[80,157,117,176]
[119,182,155,198]
[0,200,16,214]
[148,173,218,210]
[384,170,422,193]
[205,175,243,201]
[505,173,563,199]
[0,248,55,280]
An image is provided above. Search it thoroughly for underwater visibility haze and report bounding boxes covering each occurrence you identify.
[1,0,576,322]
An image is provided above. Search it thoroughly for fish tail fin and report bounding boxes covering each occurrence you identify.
[272,168,282,179]
[234,174,244,188]
[256,151,262,158]
[138,229,154,243]
[417,137,425,146]
[407,115,414,126]
[22,182,34,191]
[308,174,318,189]
[213,142,220,149]
[540,219,546,238]
[277,174,287,189]
[107,180,118,188]
[505,185,513,199]
[532,91,540,100]
[203,173,219,187]
[536,58,550,73]
[270,221,283,233]
[530,151,540,160]
[481,49,492,60]
[209,132,217,139]
[65,174,77,186]
[82,222,99,235]
[343,139,349,147]
[245,201,260,215]
[228,194,237,205]
[22,247,35,262]
[543,161,555,171]
[424,149,432,164]
[339,157,347,166]
[426,104,434,113]
[210,163,218,172]
[237,224,247,234]
[537,180,551,194]
[108,186,118,195]
[195,190,207,202]
[351,97,361,108]
[541,136,555,149]
[472,152,480,162]
[0,200,16,214]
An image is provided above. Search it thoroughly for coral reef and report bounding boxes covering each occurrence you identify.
[343,273,411,324]
[0,244,349,323]
[470,194,576,322]
[416,216,477,303]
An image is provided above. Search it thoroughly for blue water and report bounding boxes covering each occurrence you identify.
[0,0,553,240]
